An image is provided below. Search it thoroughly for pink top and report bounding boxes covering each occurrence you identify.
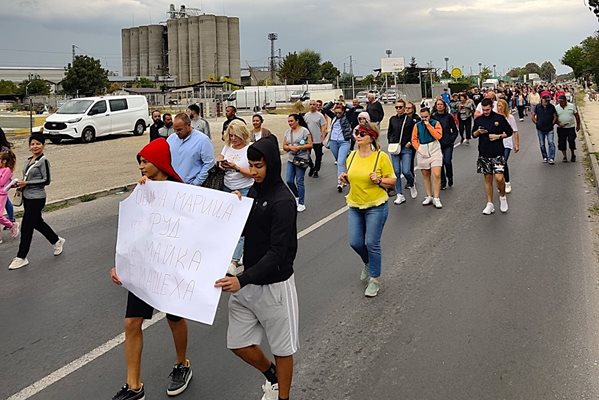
[0,167,13,197]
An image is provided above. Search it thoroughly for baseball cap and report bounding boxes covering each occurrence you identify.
[558,94,567,101]
[540,90,551,99]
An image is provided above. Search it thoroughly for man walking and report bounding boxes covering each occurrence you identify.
[555,94,581,162]
[149,110,164,142]
[215,135,299,400]
[531,93,558,164]
[168,113,215,186]
[366,92,384,125]
[304,100,327,178]
[222,106,246,140]
[473,98,513,215]
[187,104,211,139]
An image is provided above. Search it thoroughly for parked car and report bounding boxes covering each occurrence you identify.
[356,90,380,103]
[43,95,149,144]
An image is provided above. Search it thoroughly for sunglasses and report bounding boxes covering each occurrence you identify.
[395,106,404,109]
[354,131,368,137]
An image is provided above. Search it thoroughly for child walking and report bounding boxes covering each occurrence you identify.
[0,151,20,242]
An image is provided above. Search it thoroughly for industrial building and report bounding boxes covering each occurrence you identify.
[121,4,240,86]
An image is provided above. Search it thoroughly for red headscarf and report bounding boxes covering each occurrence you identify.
[136,138,182,182]
[356,125,379,140]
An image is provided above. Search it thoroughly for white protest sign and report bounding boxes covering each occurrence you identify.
[115,180,253,325]
[381,57,406,73]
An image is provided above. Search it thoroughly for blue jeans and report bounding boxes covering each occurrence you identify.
[348,202,389,278]
[5,198,14,221]
[537,130,555,160]
[440,145,454,187]
[223,186,251,261]
[329,139,351,184]
[286,161,306,205]
[390,149,415,193]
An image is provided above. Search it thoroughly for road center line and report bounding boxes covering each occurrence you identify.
[7,204,350,400]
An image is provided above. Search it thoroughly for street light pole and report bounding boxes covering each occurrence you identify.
[444,57,449,73]
[26,74,33,134]
[478,62,483,87]
[493,64,497,78]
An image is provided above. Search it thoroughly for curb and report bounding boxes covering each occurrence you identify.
[579,101,599,196]
[13,182,137,217]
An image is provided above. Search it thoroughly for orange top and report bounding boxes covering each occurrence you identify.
[411,121,443,150]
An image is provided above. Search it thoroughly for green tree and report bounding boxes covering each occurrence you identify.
[297,50,322,82]
[338,72,354,86]
[0,80,18,94]
[401,57,420,84]
[278,52,307,84]
[320,61,340,82]
[524,62,542,75]
[540,61,556,82]
[62,55,109,96]
[130,77,156,88]
[480,67,492,81]
[441,70,451,79]
[507,67,526,78]
[581,34,599,86]
[18,76,50,95]
[561,45,585,79]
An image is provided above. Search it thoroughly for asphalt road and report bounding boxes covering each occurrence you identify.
[2,116,599,400]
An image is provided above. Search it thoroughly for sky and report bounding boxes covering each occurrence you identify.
[0,0,597,78]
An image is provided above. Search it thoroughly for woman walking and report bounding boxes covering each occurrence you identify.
[387,100,417,204]
[496,99,520,194]
[322,103,353,192]
[432,99,458,190]
[411,108,443,209]
[8,134,65,270]
[250,114,272,142]
[218,120,254,275]
[339,123,396,298]
[458,93,475,145]
[283,114,312,212]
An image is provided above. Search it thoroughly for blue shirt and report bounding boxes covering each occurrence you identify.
[167,129,215,186]
[330,119,344,141]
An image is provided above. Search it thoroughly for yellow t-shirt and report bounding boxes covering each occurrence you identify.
[345,151,396,209]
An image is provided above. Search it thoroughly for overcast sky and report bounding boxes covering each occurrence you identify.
[0,0,596,78]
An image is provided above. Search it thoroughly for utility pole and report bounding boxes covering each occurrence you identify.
[72,44,76,63]
[444,57,449,73]
[349,55,355,98]
[268,33,278,83]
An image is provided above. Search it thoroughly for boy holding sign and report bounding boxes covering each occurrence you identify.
[216,135,300,400]
[110,138,193,400]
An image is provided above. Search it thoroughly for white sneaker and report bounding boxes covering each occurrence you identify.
[482,202,495,215]
[433,198,442,209]
[393,194,406,205]
[505,182,512,194]
[409,185,418,199]
[8,257,29,270]
[422,196,433,206]
[53,237,66,256]
[261,380,279,400]
[10,222,19,238]
[499,196,509,213]
[297,204,306,212]
[360,264,370,282]
[364,277,380,297]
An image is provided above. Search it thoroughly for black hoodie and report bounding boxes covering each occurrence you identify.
[237,135,297,288]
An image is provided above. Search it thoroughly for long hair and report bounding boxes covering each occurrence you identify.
[0,150,16,171]
[0,127,12,149]
[225,120,251,147]
[497,99,510,118]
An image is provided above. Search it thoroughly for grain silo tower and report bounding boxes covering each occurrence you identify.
[121,28,131,76]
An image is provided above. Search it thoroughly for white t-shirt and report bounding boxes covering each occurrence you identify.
[503,114,518,149]
[221,145,254,190]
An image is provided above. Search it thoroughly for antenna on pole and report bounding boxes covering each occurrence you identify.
[268,33,278,82]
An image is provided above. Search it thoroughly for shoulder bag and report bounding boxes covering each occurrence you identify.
[13,156,46,207]
[387,117,406,155]
[201,150,225,191]
[289,129,310,169]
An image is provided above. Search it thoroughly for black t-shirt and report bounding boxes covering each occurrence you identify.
[534,103,557,132]
[473,111,513,157]
[472,93,483,105]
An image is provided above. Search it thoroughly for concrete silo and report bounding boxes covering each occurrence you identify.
[199,15,216,82]
[177,18,190,85]
[121,28,131,77]
[130,27,140,77]
[227,17,240,84]
[139,26,150,76]
[167,19,179,85]
[188,16,200,83]
[215,16,230,79]
[148,25,164,77]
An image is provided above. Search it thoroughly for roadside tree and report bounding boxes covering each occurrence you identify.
[62,55,109,97]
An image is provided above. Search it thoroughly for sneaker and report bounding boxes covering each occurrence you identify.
[261,380,279,400]
[8,257,29,270]
[308,169,314,177]
[337,184,343,193]
[53,237,66,256]
[167,360,192,396]
[297,204,306,212]
[433,198,442,209]
[482,202,495,215]
[548,159,555,165]
[112,383,145,400]
[10,222,19,238]
[543,158,548,163]
[226,262,239,277]
[505,182,512,194]
[465,139,470,145]
[364,277,380,297]
[360,264,370,282]
[422,196,433,206]
[393,194,406,205]
[448,177,453,187]
[313,171,319,178]
[519,118,524,122]
[409,185,418,199]
[571,154,576,162]
[562,156,568,163]
[441,185,447,190]
[499,196,509,213]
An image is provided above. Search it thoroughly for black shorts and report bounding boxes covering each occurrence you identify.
[556,127,576,151]
[125,291,182,322]
[477,155,505,175]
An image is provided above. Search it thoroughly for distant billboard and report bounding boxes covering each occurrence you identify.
[381,57,405,73]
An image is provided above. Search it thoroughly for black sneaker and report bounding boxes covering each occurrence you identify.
[112,384,145,400]
[571,154,576,162]
[448,178,453,187]
[308,169,314,177]
[167,360,192,396]
[313,171,319,178]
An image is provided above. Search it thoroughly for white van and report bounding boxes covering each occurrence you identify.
[43,95,149,144]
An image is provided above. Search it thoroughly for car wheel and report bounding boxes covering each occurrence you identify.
[81,127,95,143]
[49,138,62,144]
[133,120,145,136]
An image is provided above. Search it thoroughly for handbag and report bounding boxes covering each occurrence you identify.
[292,156,310,169]
[323,132,331,149]
[387,143,400,155]
[12,190,22,207]
[201,165,225,191]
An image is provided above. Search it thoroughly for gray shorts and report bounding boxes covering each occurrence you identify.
[227,275,299,357]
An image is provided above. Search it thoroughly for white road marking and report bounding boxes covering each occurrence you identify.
[7,204,350,399]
